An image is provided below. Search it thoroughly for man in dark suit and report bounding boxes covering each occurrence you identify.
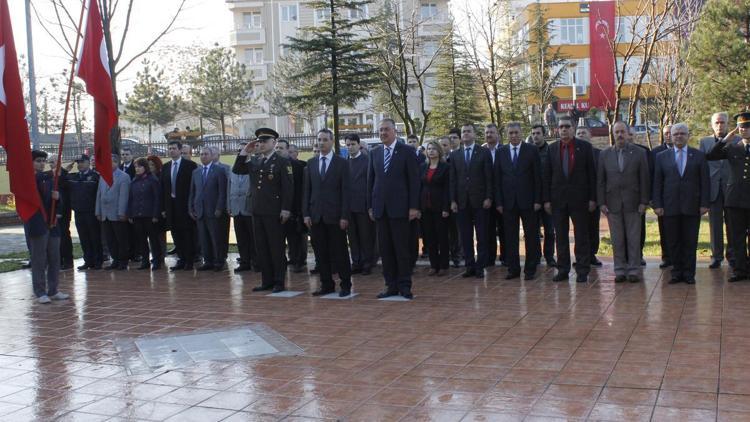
[368,118,420,299]
[450,124,494,278]
[303,129,352,297]
[652,125,673,268]
[530,125,556,267]
[653,123,710,284]
[495,122,542,280]
[406,134,425,266]
[575,125,603,267]
[233,128,294,293]
[160,141,198,271]
[543,116,597,283]
[446,129,463,267]
[484,123,504,267]
[189,148,228,271]
[346,134,375,275]
[277,139,308,273]
[119,148,136,179]
[707,112,750,282]
[700,112,741,269]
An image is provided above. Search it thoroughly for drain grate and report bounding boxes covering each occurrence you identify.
[114,324,303,375]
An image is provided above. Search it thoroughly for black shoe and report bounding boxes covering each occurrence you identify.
[351,268,362,274]
[401,292,414,300]
[627,275,640,283]
[252,285,274,292]
[77,264,90,271]
[505,272,520,280]
[234,265,252,272]
[709,259,721,269]
[339,289,351,297]
[659,261,672,269]
[137,263,150,270]
[577,274,589,283]
[312,289,335,296]
[685,278,696,284]
[166,248,177,255]
[524,273,535,281]
[728,275,747,283]
[197,264,214,271]
[546,258,557,268]
[376,291,399,299]
[668,277,681,284]
[553,273,569,282]
[361,268,372,275]
[461,268,476,278]
[272,286,285,293]
[591,257,603,267]
[615,275,627,283]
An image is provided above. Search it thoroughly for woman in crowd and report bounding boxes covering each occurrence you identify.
[128,158,162,270]
[146,155,167,260]
[419,140,451,276]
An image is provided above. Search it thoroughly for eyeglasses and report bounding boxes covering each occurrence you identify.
[558,124,572,129]
[739,123,750,129]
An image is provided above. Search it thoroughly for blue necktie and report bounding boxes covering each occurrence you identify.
[320,156,327,177]
[202,166,208,183]
[512,146,518,166]
[384,147,391,173]
[465,147,471,164]
[677,149,684,177]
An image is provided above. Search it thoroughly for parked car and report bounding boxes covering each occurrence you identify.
[633,124,659,135]
[201,134,240,152]
[581,117,609,137]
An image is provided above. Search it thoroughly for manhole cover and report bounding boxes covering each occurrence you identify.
[114,324,303,375]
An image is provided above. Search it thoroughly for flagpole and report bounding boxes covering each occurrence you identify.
[49,0,87,227]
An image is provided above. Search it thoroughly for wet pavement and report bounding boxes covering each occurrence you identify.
[0,256,748,421]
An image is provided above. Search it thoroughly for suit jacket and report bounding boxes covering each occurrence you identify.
[120,162,136,179]
[303,154,350,224]
[448,144,494,209]
[419,161,450,213]
[160,158,198,228]
[228,173,252,216]
[495,142,542,210]
[653,147,710,216]
[128,174,161,218]
[699,135,741,202]
[95,168,130,221]
[189,164,227,219]
[543,138,597,210]
[367,141,420,219]
[348,153,369,213]
[232,152,293,216]
[67,170,99,214]
[596,144,650,213]
[706,139,750,209]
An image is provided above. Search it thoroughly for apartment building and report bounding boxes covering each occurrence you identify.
[226,0,450,136]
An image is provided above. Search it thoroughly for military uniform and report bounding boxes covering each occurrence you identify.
[232,129,293,291]
[707,112,750,281]
[67,157,101,269]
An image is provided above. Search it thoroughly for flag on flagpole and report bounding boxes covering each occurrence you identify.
[76,0,116,186]
[0,0,42,221]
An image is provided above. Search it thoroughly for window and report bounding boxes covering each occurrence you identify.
[422,41,438,57]
[244,48,264,65]
[616,56,649,84]
[548,18,588,45]
[242,12,261,29]
[616,16,649,43]
[421,3,438,19]
[281,4,298,22]
[315,8,330,24]
[348,5,368,19]
[554,58,590,87]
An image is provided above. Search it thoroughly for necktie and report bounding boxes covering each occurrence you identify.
[677,149,685,176]
[465,147,471,164]
[171,162,178,197]
[202,166,208,183]
[562,144,569,177]
[320,156,327,177]
[384,147,391,173]
[512,147,518,166]
[617,149,624,172]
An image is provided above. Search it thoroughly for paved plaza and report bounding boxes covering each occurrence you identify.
[0,256,748,421]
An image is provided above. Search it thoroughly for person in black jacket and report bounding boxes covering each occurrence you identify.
[48,156,73,270]
[420,141,451,275]
[277,139,308,273]
[346,134,376,275]
[651,125,673,268]
[66,154,101,270]
[128,158,162,270]
[161,141,198,271]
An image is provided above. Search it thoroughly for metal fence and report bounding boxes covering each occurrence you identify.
[0,131,390,165]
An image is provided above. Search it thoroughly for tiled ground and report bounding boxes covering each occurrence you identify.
[0,255,749,421]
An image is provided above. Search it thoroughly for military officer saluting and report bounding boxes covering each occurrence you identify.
[232,128,294,292]
[707,112,750,282]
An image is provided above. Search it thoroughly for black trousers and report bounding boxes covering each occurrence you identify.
[552,204,591,276]
[376,216,412,294]
[727,207,750,277]
[449,214,462,262]
[234,215,256,267]
[421,210,449,270]
[487,207,504,264]
[537,209,555,262]
[284,218,307,267]
[456,205,489,271]
[75,212,101,266]
[169,202,195,266]
[197,216,222,267]
[589,208,600,257]
[503,207,541,275]
[102,220,128,265]
[311,221,352,291]
[59,214,73,266]
[220,214,230,262]
[132,217,162,263]
[663,214,700,280]
[410,220,419,267]
[657,215,671,263]
[348,211,375,271]
[254,214,286,288]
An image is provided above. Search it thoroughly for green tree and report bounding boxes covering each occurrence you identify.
[184,47,255,139]
[282,0,380,149]
[689,0,750,126]
[429,24,485,136]
[526,1,567,124]
[123,60,180,143]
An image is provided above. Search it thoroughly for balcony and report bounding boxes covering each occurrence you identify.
[230,28,265,46]
[247,64,267,81]
[226,1,263,11]
[417,13,449,37]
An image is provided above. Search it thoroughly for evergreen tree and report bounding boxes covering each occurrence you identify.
[282,0,379,149]
[184,47,255,139]
[429,24,485,136]
[526,1,567,124]
[123,60,180,143]
[689,0,750,123]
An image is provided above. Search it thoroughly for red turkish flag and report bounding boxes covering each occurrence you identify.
[0,0,42,222]
[76,0,116,186]
[589,1,616,109]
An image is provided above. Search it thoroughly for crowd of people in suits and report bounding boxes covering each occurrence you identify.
[23,112,750,303]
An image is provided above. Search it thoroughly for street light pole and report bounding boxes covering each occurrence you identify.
[25,0,40,149]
